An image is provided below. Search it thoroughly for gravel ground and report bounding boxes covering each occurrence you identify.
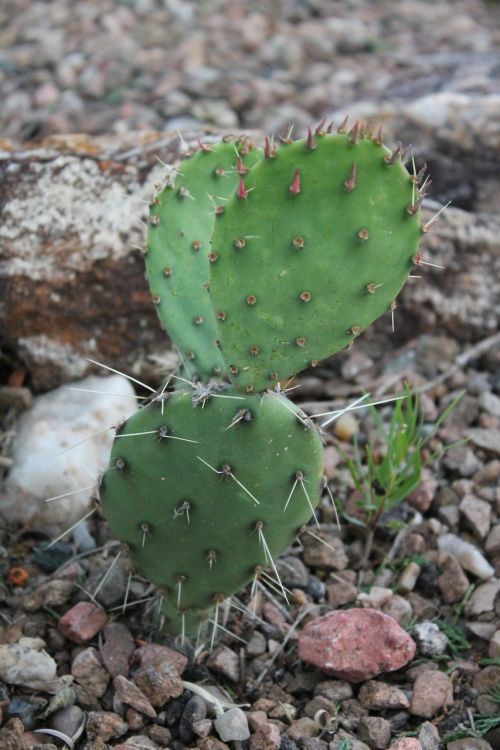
[0,1,500,749]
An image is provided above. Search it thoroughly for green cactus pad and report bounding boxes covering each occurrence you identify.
[208,127,424,392]
[100,384,323,634]
[147,138,262,381]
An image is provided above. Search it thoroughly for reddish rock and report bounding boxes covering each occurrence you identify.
[133,643,187,675]
[298,609,416,683]
[410,671,454,718]
[407,471,438,512]
[113,675,157,719]
[58,602,107,644]
[358,680,410,710]
[437,554,470,604]
[100,623,135,677]
[249,722,281,750]
[133,660,184,707]
[390,740,423,750]
[207,645,240,683]
[86,711,128,741]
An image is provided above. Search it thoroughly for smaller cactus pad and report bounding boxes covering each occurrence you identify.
[147,138,262,381]
[208,126,424,392]
[100,384,324,634]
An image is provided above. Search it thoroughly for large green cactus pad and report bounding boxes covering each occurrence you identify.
[147,138,262,381]
[100,384,323,634]
[208,129,423,392]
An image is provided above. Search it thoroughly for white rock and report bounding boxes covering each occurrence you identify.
[438,534,494,580]
[214,708,250,742]
[413,621,448,656]
[0,637,71,693]
[0,375,137,533]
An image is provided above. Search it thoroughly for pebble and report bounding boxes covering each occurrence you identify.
[358,680,410,710]
[99,623,135,677]
[485,524,500,557]
[390,740,422,750]
[412,621,448,656]
[407,471,438,513]
[397,562,421,593]
[86,711,128,741]
[314,680,353,702]
[59,602,107,644]
[114,737,158,750]
[465,579,500,616]
[489,629,500,657]
[207,646,240,683]
[133,643,187,675]
[133,660,184,707]
[357,716,392,749]
[179,695,206,744]
[473,665,500,693]
[333,412,359,442]
[447,740,494,750]
[287,717,317,741]
[326,580,358,607]
[0,637,66,693]
[22,579,75,611]
[438,534,494,579]
[437,554,470,603]
[113,675,157,719]
[460,495,492,539]
[71,647,110,698]
[32,542,74,573]
[330,732,370,750]
[249,722,281,749]
[410,671,454,718]
[302,532,349,570]
[213,708,250,742]
[0,375,137,532]
[50,705,85,739]
[247,631,267,657]
[276,556,309,587]
[298,609,416,682]
[418,721,440,750]
[468,428,500,456]
[381,595,413,627]
[4,698,41,730]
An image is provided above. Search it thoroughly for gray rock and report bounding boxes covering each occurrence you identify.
[468,429,500,457]
[478,392,500,418]
[413,621,448,656]
[465,579,500,616]
[460,496,492,539]
[447,740,493,750]
[438,534,494,579]
[0,637,68,693]
[357,716,391,749]
[71,647,110,699]
[50,705,85,739]
[214,708,250,742]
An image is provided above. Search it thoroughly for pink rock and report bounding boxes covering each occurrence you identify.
[132,643,187,676]
[58,601,107,644]
[390,740,422,750]
[298,608,416,683]
[407,470,438,512]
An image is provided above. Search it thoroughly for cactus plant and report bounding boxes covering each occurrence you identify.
[208,124,425,393]
[147,137,262,382]
[100,382,324,634]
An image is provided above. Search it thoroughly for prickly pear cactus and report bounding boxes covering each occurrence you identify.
[147,138,262,381]
[100,383,324,634]
[208,124,425,392]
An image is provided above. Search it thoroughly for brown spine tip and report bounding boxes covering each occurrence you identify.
[191,240,202,251]
[299,291,312,302]
[197,139,212,152]
[344,162,357,192]
[163,266,173,277]
[296,337,306,346]
[246,294,257,305]
[348,120,361,145]
[236,157,248,176]
[292,236,305,249]
[306,127,317,151]
[264,135,277,160]
[187,351,196,360]
[289,169,301,195]
[234,237,246,250]
[315,116,327,136]
[337,115,349,134]
[406,192,427,216]
[372,124,383,145]
[326,120,335,133]
[149,214,160,226]
[245,385,254,394]
[384,142,403,165]
[216,311,226,321]
[357,228,369,241]
[311,359,320,367]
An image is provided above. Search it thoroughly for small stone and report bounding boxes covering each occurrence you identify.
[447,740,494,750]
[86,711,128,741]
[214,708,250,742]
[357,716,391,749]
[397,562,421,593]
[207,646,240,683]
[114,675,156,719]
[413,622,448,656]
[410,671,454,718]
[298,609,416,682]
[437,554,470,603]
[314,679,353,702]
[72,647,110,698]
[114,737,158,750]
[327,580,358,607]
[358,680,410,710]
[468,428,500,456]
[407,471,438,513]
[197,738,230,750]
[146,724,172,745]
[4,698,41,730]
[460,495,492,539]
[59,602,107,644]
[390,740,422,750]
[330,731,370,750]
[247,631,267,656]
[479,391,500,417]
[418,721,440,750]
[438,534,494,579]
[465,579,500,616]
[473,665,500,693]
[179,695,206,744]
[100,623,135,677]
[489,630,500,658]
[32,542,74,573]
[249,722,281,750]
[287,717,317,742]
[357,586,393,609]
[333,413,359,442]
[276,556,309,587]
[381,595,413,627]
[485,524,500,557]
[133,643,187,675]
[22,579,75,611]
[125,708,145,731]
[0,638,64,693]
[50,705,85,739]
[133,660,183,707]
[302,532,348,570]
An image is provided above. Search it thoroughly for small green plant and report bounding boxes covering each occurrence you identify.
[341,387,463,566]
